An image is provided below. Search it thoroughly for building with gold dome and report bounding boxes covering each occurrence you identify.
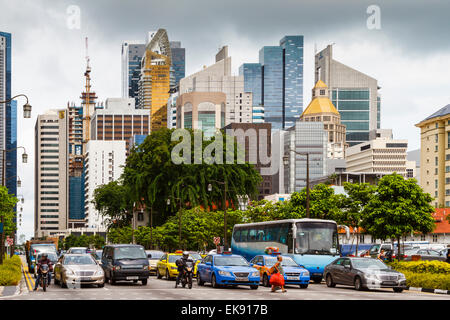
[300,80,347,159]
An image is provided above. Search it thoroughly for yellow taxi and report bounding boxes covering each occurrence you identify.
[156,251,201,280]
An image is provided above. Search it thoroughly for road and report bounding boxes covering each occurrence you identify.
[8,271,450,300]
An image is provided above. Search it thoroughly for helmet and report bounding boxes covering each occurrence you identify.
[41,253,48,259]
[182,251,189,259]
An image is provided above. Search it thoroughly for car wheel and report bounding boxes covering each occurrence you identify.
[156,269,162,279]
[166,269,171,280]
[141,279,148,286]
[263,274,270,287]
[354,276,364,291]
[299,284,309,289]
[393,287,403,293]
[250,285,258,290]
[326,274,336,288]
[110,276,116,285]
[211,274,219,288]
[98,283,104,288]
[197,274,205,286]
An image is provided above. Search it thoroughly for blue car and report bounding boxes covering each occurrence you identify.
[197,253,260,289]
[250,255,310,288]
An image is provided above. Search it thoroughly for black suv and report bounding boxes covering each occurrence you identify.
[101,244,150,285]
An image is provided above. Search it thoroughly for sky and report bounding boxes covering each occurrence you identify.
[1,0,450,240]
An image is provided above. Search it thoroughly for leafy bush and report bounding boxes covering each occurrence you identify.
[389,260,450,274]
[402,271,450,290]
[0,255,22,286]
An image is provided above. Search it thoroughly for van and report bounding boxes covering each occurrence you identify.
[101,244,150,285]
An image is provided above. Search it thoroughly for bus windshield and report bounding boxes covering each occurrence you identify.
[295,222,338,255]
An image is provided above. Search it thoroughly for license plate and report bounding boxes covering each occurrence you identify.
[313,273,322,276]
[287,276,298,280]
[235,277,248,282]
[83,277,92,281]
[126,276,139,280]
[383,281,396,285]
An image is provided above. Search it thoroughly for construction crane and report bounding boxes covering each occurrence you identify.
[81,36,97,151]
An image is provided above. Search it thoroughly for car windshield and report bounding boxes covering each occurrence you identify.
[64,255,96,265]
[351,258,387,269]
[147,251,164,260]
[265,256,298,267]
[189,253,202,260]
[295,222,339,255]
[214,256,249,266]
[114,246,147,260]
[168,255,181,263]
[70,248,87,254]
[93,251,102,259]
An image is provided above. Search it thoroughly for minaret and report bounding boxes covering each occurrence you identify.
[300,80,348,159]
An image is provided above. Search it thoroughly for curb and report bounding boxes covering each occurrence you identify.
[406,286,450,295]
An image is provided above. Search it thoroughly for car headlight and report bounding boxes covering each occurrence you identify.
[95,269,104,276]
[143,265,149,270]
[218,271,232,277]
[251,271,260,277]
[66,269,75,275]
[364,273,378,280]
[398,273,406,280]
[302,270,310,277]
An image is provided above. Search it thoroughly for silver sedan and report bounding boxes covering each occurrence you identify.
[54,254,105,288]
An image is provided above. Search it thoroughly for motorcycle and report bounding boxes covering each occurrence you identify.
[39,264,50,292]
[181,260,194,289]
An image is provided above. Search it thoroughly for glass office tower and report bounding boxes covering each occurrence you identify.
[240,35,304,130]
[170,41,185,88]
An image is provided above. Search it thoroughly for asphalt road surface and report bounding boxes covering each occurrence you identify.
[8,274,450,300]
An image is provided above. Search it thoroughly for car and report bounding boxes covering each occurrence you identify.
[196,252,260,289]
[53,254,105,288]
[66,247,89,254]
[145,250,165,275]
[91,250,103,264]
[101,244,150,285]
[324,257,407,292]
[402,248,447,262]
[156,251,183,280]
[250,254,310,288]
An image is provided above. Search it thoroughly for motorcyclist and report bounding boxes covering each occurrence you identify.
[175,251,192,288]
[33,253,53,291]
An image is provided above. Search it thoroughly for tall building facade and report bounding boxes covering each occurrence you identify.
[239,63,263,123]
[284,121,327,193]
[315,45,380,146]
[167,86,179,129]
[0,31,17,199]
[240,35,304,130]
[415,105,450,208]
[300,81,347,159]
[34,110,69,237]
[180,46,253,125]
[84,140,126,230]
[137,29,171,131]
[169,41,185,88]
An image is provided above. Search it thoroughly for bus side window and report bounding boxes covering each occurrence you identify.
[249,228,257,242]
[279,224,289,244]
[240,228,248,242]
[233,229,241,242]
[257,227,265,242]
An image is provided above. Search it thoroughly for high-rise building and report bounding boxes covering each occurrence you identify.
[284,121,327,193]
[176,92,226,137]
[300,80,347,159]
[84,140,126,230]
[223,123,272,199]
[122,37,185,103]
[0,31,17,200]
[137,29,171,131]
[167,86,179,129]
[90,98,150,151]
[180,46,253,125]
[239,63,263,123]
[240,35,304,130]
[34,110,69,238]
[415,104,450,208]
[315,44,380,146]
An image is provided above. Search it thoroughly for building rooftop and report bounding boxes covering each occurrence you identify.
[424,104,450,121]
[302,97,339,116]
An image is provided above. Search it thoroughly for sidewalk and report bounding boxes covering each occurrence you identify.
[0,255,31,298]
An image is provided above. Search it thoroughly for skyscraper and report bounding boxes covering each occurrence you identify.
[315,45,380,146]
[240,35,304,130]
[0,32,17,199]
[169,41,185,88]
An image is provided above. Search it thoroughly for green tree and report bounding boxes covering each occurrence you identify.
[361,174,435,261]
[107,227,133,244]
[340,182,376,255]
[0,186,19,263]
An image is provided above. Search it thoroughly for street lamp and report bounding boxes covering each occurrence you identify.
[17,177,21,188]
[167,196,183,249]
[284,149,311,219]
[207,180,228,249]
[0,94,32,119]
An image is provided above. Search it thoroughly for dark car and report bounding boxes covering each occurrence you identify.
[324,257,407,292]
[402,248,447,262]
[101,244,150,285]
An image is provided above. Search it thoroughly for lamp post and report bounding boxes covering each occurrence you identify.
[207,180,228,250]
[167,197,183,249]
[0,94,32,118]
[283,150,311,218]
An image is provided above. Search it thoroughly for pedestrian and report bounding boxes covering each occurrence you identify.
[377,249,386,262]
[269,255,286,293]
[446,248,450,263]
